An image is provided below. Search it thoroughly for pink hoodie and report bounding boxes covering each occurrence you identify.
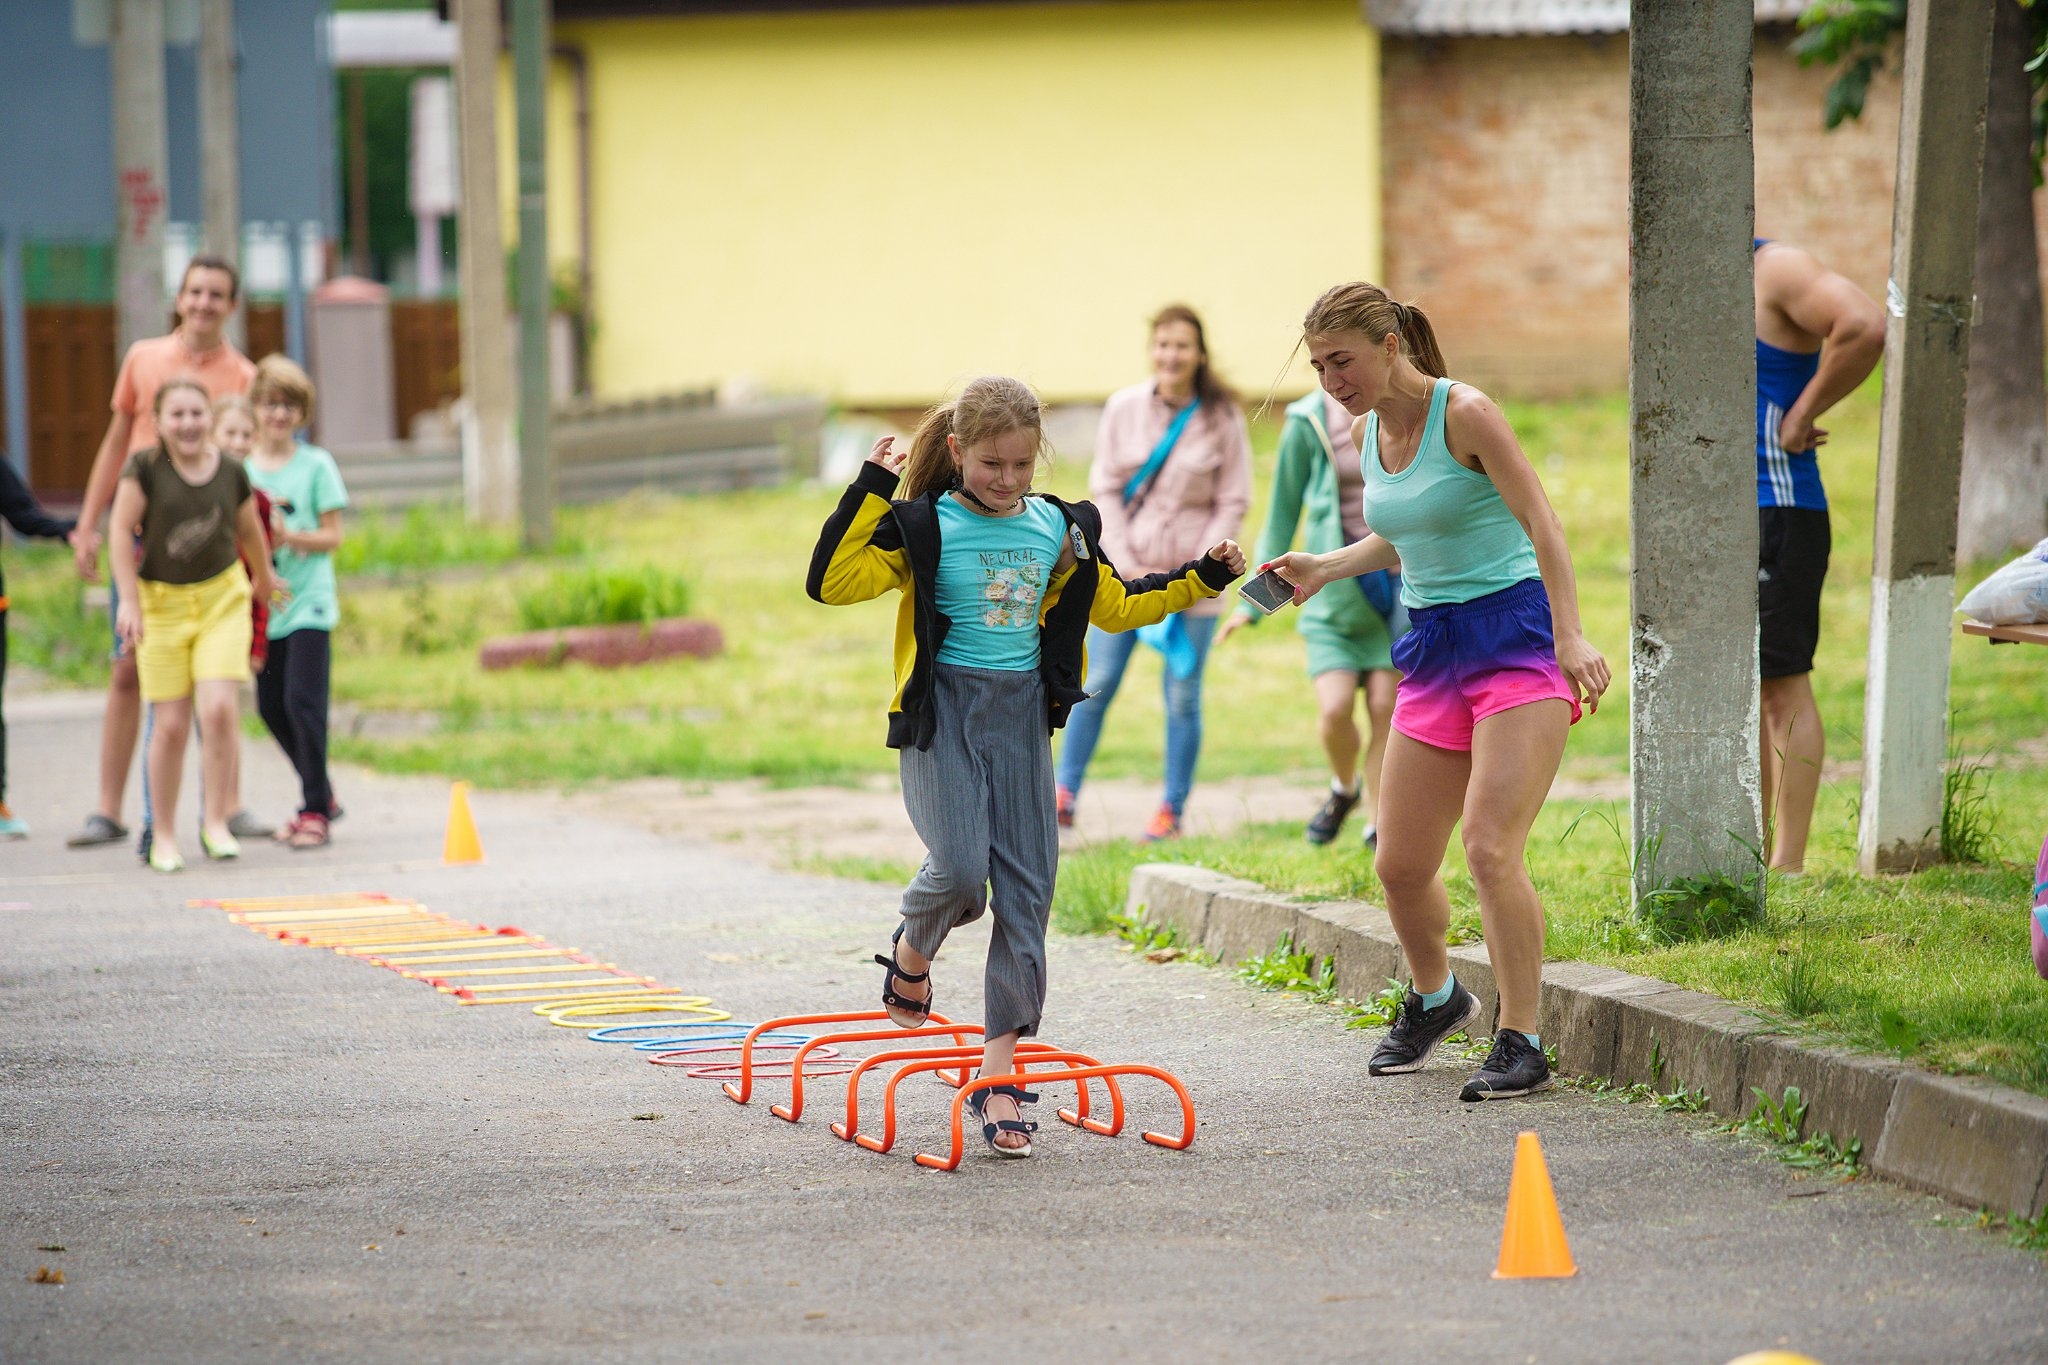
[1089,382,1252,617]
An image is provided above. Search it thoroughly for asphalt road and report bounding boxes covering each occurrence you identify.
[2,691,2043,1363]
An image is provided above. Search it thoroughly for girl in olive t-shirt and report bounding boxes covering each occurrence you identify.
[107,378,281,873]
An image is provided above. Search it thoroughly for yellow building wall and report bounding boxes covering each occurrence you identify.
[495,60,586,301]
[554,0,1378,405]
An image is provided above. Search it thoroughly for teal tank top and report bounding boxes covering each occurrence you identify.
[1362,377,1541,608]
[933,494,1068,671]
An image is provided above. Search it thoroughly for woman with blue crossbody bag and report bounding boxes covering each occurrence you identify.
[1055,304,1251,841]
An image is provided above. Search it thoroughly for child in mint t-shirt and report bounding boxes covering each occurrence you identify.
[243,357,347,849]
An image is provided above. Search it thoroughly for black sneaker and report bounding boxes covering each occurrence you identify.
[1368,981,1482,1074]
[1306,785,1362,845]
[1460,1029,1553,1101]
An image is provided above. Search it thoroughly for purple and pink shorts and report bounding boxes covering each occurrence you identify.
[1389,579,1581,752]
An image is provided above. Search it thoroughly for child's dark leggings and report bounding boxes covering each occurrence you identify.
[256,628,333,817]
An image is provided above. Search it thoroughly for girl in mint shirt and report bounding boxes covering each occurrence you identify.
[244,356,347,849]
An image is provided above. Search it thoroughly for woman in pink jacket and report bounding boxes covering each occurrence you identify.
[1055,304,1252,840]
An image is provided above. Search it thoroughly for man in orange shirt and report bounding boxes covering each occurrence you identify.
[65,254,257,848]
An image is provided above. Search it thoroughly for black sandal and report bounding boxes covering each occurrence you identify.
[875,939,933,1028]
[968,1083,1040,1159]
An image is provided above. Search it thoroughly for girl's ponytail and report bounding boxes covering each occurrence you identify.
[900,402,958,501]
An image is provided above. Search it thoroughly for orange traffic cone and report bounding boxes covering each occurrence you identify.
[1493,1130,1576,1279]
[443,781,484,864]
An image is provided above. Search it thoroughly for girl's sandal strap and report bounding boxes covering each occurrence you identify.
[984,1083,1040,1105]
[874,953,932,1019]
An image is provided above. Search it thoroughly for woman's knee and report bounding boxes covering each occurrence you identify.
[1374,846,1439,899]
[1461,826,1529,891]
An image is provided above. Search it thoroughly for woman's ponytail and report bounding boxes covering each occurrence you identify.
[1396,302,1447,379]
[1302,282,1449,379]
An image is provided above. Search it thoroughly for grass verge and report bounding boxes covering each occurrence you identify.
[1071,760,2048,1097]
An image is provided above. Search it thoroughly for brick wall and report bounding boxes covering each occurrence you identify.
[1383,29,2048,398]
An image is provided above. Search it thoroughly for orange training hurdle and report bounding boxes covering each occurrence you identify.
[913,1064,1197,1171]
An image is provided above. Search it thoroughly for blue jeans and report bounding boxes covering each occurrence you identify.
[1054,615,1218,816]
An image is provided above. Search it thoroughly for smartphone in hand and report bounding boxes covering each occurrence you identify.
[1238,567,1296,616]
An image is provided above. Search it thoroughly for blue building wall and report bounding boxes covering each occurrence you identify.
[0,0,335,477]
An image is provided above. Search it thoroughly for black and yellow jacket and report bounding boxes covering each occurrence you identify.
[807,460,1238,751]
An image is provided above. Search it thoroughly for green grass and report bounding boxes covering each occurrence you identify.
[8,374,2040,787]
[1072,759,2048,1096]
[6,378,2044,1093]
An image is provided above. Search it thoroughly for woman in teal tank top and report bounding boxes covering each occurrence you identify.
[1263,282,1611,1105]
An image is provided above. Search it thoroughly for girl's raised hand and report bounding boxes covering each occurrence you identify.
[1207,539,1247,576]
[866,435,909,475]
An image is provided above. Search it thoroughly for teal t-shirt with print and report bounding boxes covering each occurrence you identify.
[246,442,349,639]
[932,494,1066,672]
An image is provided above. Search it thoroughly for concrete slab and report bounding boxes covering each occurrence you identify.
[1539,960,1641,1078]
[1873,1072,2048,1218]
[1199,888,1303,968]
[1125,864,1252,946]
[1743,1036,1906,1157]
[1610,982,1771,1112]
[1297,901,1404,1001]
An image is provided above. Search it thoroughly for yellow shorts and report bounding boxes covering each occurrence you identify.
[136,562,253,702]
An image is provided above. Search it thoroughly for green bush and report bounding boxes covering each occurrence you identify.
[515,565,693,631]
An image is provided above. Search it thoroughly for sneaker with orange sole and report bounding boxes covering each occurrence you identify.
[1141,805,1181,842]
[1056,786,1076,830]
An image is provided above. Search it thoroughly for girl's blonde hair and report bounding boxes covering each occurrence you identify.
[250,353,317,424]
[1302,281,1448,379]
[152,375,211,419]
[212,392,256,427]
[900,375,1051,501]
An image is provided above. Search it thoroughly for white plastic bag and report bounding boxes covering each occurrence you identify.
[1957,536,2048,625]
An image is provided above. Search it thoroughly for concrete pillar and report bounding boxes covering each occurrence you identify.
[1858,0,1998,875]
[452,0,519,525]
[1627,0,1761,898]
[512,0,554,549]
[112,0,169,356]
[199,0,243,351]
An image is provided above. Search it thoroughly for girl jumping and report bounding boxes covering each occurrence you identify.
[109,378,282,873]
[1264,284,1609,1101]
[808,376,1243,1156]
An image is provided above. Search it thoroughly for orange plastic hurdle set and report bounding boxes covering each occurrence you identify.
[192,893,1199,1171]
[190,893,728,1025]
[710,1010,1198,1171]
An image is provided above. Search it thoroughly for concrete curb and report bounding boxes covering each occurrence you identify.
[1128,863,2048,1219]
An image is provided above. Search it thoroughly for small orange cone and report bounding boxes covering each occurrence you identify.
[1493,1130,1576,1279]
[443,781,484,864]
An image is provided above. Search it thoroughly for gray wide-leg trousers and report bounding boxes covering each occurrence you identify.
[897,663,1059,1041]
